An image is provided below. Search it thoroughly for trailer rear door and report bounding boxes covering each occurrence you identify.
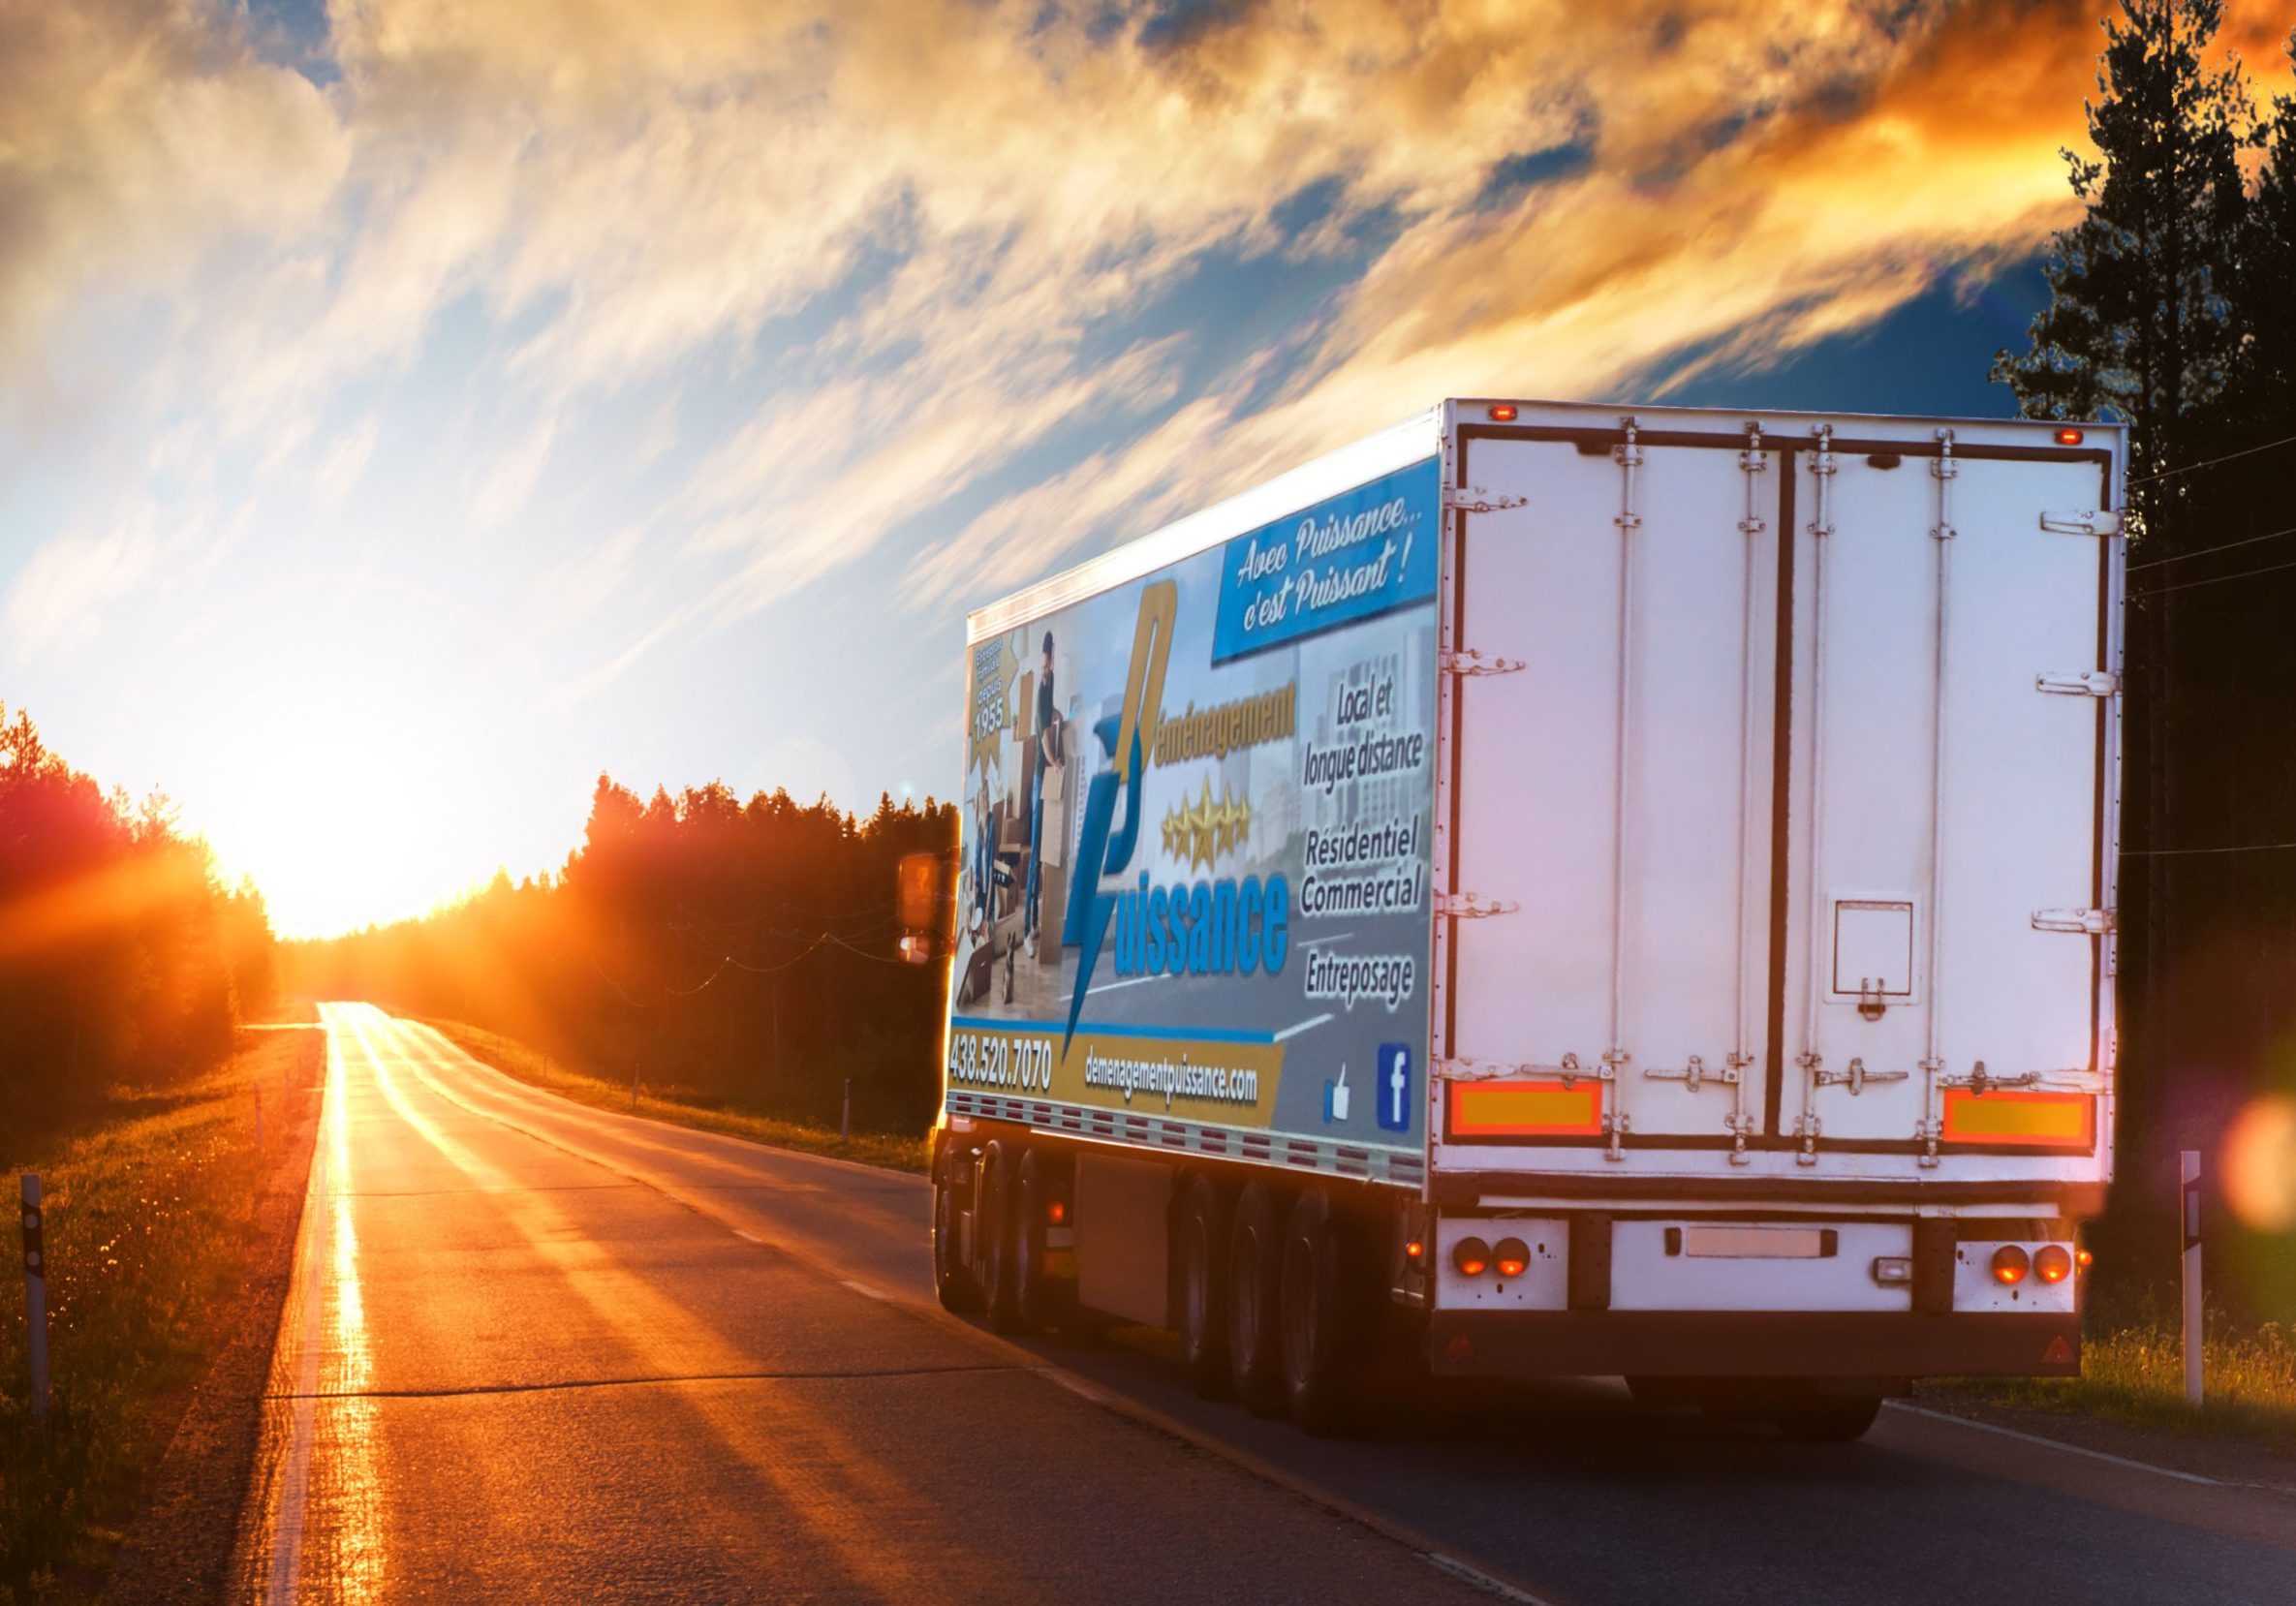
[1436,414,2116,1175]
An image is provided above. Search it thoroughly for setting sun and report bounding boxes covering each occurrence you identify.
[227,736,420,939]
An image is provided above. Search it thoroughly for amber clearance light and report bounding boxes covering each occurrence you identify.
[2055,427,2086,446]
[1487,403,1519,422]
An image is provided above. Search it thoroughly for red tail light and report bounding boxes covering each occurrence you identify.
[2055,427,2085,446]
[1452,1236,1491,1277]
[1487,404,1519,422]
[2034,1245,2073,1284]
[1991,1245,2031,1285]
[1048,1199,1067,1225]
[1493,1237,1530,1279]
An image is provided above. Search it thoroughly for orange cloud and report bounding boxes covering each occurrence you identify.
[6,0,2289,656]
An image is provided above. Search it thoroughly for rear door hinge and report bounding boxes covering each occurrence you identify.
[1435,892,1519,919]
[1446,488,1528,514]
[1643,1053,1743,1094]
[1814,1056,1909,1096]
[2032,907,2115,935]
[1435,1052,1609,1086]
[2040,509,2125,537]
[1441,648,1526,677]
[2035,669,2119,697]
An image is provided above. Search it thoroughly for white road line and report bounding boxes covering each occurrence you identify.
[1884,1402,2219,1486]
[839,1279,886,1301]
[1038,1368,1108,1406]
[264,1065,332,1603]
[1421,1552,1563,1605]
[1275,1012,1334,1042]
[732,1229,763,1245]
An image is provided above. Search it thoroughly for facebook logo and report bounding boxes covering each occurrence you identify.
[1376,1043,1413,1133]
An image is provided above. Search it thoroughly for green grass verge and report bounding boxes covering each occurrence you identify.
[1943,1318,2296,1444]
[0,1018,321,1598]
[423,1020,930,1174]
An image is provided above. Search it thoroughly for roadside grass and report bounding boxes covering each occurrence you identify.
[1942,1315,2296,1445]
[0,1013,322,1599]
[423,1019,931,1174]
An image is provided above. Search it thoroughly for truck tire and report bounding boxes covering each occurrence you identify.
[1226,1182,1287,1415]
[1773,1391,1882,1443]
[931,1147,979,1313]
[1279,1189,1353,1435]
[977,1140,1022,1333]
[1015,1149,1071,1330]
[1176,1175,1229,1398]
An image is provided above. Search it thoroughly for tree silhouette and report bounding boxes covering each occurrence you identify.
[1995,4,2296,1314]
[0,705,277,1152]
[288,777,958,1134]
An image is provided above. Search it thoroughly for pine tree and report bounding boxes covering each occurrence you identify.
[1993,0,2250,486]
[2228,31,2296,430]
[1991,1,2256,1270]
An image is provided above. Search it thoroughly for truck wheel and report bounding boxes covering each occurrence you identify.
[1773,1391,1882,1443]
[932,1148,979,1313]
[1016,1149,1071,1330]
[1226,1182,1287,1415]
[977,1141,1022,1333]
[1176,1175,1229,1398]
[1279,1189,1353,1435]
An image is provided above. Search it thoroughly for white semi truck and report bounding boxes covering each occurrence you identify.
[931,398,2123,1439]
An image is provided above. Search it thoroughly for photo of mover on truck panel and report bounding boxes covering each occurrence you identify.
[932,397,2124,1441]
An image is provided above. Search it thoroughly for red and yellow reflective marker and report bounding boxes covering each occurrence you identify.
[1939,1089,2094,1149]
[1446,1080,1603,1139]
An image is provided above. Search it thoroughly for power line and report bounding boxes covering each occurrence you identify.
[2127,431,2296,486]
[822,931,906,966]
[2126,522,2296,573]
[718,933,834,974]
[2129,554,2296,601]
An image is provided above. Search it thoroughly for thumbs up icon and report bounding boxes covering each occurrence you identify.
[1322,1064,1350,1124]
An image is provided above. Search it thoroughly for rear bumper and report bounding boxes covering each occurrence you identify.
[1425,1311,2080,1380]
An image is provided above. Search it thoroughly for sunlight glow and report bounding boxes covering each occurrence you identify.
[230,736,422,938]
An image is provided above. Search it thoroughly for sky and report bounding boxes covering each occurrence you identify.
[2,0,2290,939]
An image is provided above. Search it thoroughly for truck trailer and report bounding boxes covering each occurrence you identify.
[931,397,2123,1439]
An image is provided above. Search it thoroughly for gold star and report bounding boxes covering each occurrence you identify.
[1191,777,1218,870]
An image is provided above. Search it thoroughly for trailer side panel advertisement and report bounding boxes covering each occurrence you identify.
[949,458,1441,1157]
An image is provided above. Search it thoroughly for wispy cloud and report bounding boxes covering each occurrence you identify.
[3,0,2289,901]
[5,506,162,661]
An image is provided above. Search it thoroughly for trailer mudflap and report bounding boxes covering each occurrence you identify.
[1428,1310,2080,1379]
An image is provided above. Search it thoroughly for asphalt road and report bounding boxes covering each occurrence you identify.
[239,1004,2296,1605]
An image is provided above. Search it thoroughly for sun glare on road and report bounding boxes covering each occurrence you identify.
[232,736,421,938]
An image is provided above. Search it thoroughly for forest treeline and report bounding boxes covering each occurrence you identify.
[1995,1,2296,1299]
[286,779,957,1133]
[0,707,277,1152]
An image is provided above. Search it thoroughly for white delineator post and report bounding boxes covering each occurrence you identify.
[2182,1149,2204,1407]
[21,1174,49,1423]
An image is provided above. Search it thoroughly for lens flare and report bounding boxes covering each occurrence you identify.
[2221,1095,2296,1233]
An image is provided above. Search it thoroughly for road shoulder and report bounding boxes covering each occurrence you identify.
[1907,1385,2296,1495]
[98,1026,326,1604]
